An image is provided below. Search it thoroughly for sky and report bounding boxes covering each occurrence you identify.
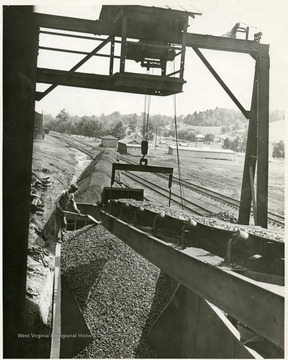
[32,0,288,117]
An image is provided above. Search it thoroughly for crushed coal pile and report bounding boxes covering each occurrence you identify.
[75,149,118,204]
[62,225,173,358]
[62,149,174,358]
[207,211,238,223]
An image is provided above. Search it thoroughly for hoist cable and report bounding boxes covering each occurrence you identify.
[172,61,185,208]
[143,68,154,140]
[146,95,152,140]
[143,94,147,138]
[173,94,185,208]
[145,68,154,140]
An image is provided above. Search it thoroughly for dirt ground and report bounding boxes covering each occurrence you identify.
[25,135,85,357]
[29,135,80,249]
[132,148,285,217]
[68,136,284,224]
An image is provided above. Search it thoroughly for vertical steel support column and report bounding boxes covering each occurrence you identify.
[3,6,39,357]
[161,61,167,76]
[239,47,269,228]
[120,17,127,73]
[256,50,270,228]
[180,16,189,80]
[238,67,258,225]
[109,36,115,76]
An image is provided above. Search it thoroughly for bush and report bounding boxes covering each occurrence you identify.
[272,140,285,158]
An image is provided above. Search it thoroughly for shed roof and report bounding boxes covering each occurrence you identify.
[168,146,235,154]
[102,135,118,140]
[118,133,143,144]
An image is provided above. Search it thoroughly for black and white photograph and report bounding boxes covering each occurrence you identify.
[3,1,286,358]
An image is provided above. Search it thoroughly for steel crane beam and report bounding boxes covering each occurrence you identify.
[100,210,284,349]
[192,46,250,119]
[35,13,269,54]
[35,11,270,227]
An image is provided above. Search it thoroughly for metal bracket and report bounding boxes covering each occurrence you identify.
[111,162,174,188]
[140,157,147,166]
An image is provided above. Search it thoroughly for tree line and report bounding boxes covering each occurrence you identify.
[43,108,284,157]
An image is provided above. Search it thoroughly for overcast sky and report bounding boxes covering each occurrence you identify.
[34,0,288,117]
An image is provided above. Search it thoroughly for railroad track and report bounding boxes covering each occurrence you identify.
[122,171,213,216]
[167,174,284,226]
[51,134,284,227]
[51,133,100,158]
[120,156,285,227]
[53,134,213,215]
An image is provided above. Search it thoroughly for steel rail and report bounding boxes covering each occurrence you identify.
[120,156,285,227]
[50,135,284,226]
[123,171,212,216]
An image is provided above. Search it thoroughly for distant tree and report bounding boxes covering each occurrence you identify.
[187,132,197,142]
[43,113,54,124]
[204,133,215,144]
[177,129,196,141]
[168,127,175,138]
[230,136,241,152]
[232,120,241,131]
[107,111,121,122]
[128,114,138,132]
[56,109,69,122]
[110,121,126,139]
[272,140,285,158]
[223,138,231,149]
[162,129,171,137]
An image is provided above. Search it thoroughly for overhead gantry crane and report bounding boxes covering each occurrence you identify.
[35,4,270,228]
[3,5,274,358]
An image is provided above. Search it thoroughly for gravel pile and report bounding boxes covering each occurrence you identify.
[62,225,173,358]
[76,149,117,204]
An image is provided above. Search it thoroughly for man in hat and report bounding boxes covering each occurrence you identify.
[55,184,81,242]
